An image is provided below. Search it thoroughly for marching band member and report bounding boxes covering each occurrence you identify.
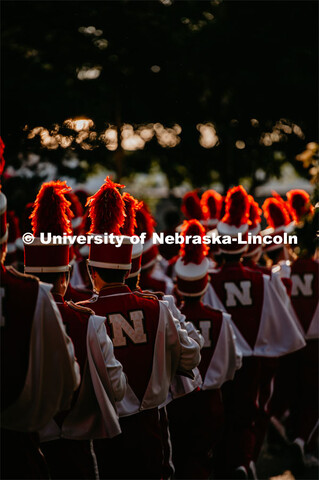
[121,193,204,479]
[289,206,318,462]
[0,173,80,478]
[24,180,126,479]
[262,196,294,298]
[170,219,240,479]
[77,178,200,479]
[242,195,270,274]
[204,185,306,478]
[200,189,223,232]
[270,195,318,465]
[181,190,206,222]
[136,201,174,294]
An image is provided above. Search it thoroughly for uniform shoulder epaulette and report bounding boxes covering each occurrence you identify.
[151,290,165,300]
[143,289,165,300]
[6,265,39,282]
[134,290,160,302]
[66,300,95,316]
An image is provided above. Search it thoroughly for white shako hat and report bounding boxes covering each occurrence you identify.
[217,185,250,254]
[86,177,132,270]
[261,197,291,253]
[24,181,73,273]
[175,219,209,297]
[127,242,143,278]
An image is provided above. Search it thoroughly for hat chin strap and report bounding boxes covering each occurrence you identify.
[86,260,99,295]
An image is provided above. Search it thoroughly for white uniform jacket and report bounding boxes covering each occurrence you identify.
[204,275,306,357]
[40,311,127,441]
[1,283,80,432]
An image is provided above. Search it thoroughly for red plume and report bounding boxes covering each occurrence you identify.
[248,195,262,229]
[200,190,223,220]
[135,201,156,239]
[272,190,294,222]
[31,181,73,236]
[262,198,290,229]
[180,219,209,265]
[86,177,125,235]
[121,193,140,236]
[286,189,314,222]
[222,186,250,227]
[181,190,205,220]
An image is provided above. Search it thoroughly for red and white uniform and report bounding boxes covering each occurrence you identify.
[1,266,80,431]
[159,294,204,402]
[271,260,293,299]
[242,259,301,460]
[291,258,319,339]
[134,291,204,479]
[278,257,319,445]
[240,259,293,459]
[79,284,200,479]
[80,284,200,416]
[242,258,271,276]
[64,283,92,303]
[203,261,305,473]
[181,302,240,390]
[167,300,240,479]
[0,265,80,479]
[40,295,126,441]
[40,295,126,480]
[206,262,305,357]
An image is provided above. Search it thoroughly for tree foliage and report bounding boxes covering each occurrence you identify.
[1,0,318,198]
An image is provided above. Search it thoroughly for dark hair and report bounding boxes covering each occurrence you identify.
[266,247,283,264]
[212,252,224,267]
[183,295,202,302]
[222,253,242,263]
[92,267,128,284]
[35,272,65,287]
[125,276,139,290]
